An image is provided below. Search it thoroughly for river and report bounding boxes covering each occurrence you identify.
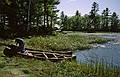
[75,33,120,67]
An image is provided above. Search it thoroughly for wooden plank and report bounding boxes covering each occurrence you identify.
[42,52,48,59]
[27,50,72,55]
[52,53,58,59]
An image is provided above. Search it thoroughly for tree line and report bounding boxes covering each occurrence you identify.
[60,2,120,32]
[0,1,120,39]
[0,0,60,38]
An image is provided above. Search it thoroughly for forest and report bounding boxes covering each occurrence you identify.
[60,2,120,32]
[0,0,120,38]
[0,0,60,38]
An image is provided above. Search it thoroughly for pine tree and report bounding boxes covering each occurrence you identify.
[60,11,65,28]
[110,12,119,32]
[89,2,99,31]
[101,8,111,31]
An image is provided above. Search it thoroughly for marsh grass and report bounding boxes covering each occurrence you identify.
[25,33,109,51]
[82,58,120,77]
[0,57,119,77]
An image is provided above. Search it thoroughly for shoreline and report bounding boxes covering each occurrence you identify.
[0,32,119,77]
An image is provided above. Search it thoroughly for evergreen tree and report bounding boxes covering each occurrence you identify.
[89,2,99,31]
[73,10,81,31]
[110,12,119,32]
[62,15,69,30]
[101,8,111,31]
[75,10,81,16]
[82,14,90,31]
[60,11,65,29]
[1,0,19,37]
[0,0,60,38]
[47,0,60,32]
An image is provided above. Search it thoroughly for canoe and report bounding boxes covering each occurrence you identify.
[3,45,73,62]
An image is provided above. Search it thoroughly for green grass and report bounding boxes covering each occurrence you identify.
[25,33,109,51]
[0,33,119,77]
[0,57,119,77]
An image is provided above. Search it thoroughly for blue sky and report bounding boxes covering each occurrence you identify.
[57,0,120,17]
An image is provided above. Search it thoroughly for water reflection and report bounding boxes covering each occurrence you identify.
[76,33,120,67]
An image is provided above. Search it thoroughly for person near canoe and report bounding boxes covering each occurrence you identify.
[15,38,33,56]
[15,38,26,53]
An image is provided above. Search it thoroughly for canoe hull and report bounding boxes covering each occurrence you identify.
[3,45,73,62]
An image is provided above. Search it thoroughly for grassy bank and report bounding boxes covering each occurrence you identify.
[0,33,119,77]
[0,57,119,77]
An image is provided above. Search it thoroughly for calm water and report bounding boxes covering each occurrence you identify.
[76,33,120,67]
